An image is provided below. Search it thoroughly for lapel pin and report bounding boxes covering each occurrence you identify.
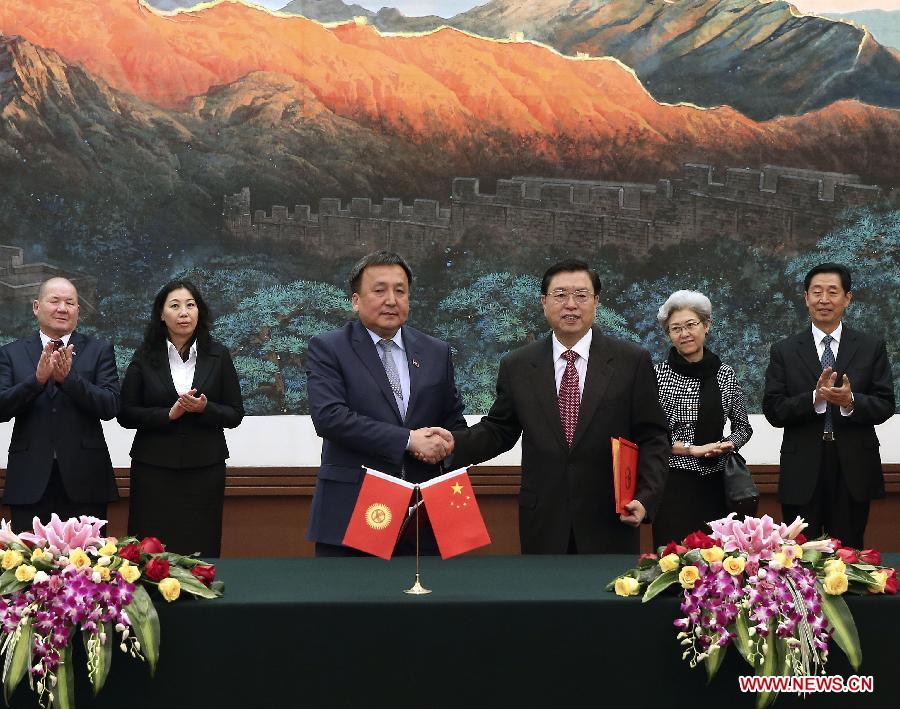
[412,358,420,368]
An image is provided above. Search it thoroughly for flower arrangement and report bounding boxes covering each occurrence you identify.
[609,514,896,707]
[0,515,223,709]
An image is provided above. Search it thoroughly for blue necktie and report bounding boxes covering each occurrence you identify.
[820,334,835,434]
[378,339,405,419]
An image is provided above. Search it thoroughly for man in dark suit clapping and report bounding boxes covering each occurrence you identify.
[0,277,119,531]
[764,263,895,548]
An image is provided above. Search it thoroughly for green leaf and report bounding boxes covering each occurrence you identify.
[843,566,880,588]
[126,585,161,676]
[0,569,27,596]
[51,640,76,709]
[819,585,862,670]
[82,621,113,696]
[732,612,753,666]
[755,618,780,709]
[642,570,679,602]
[3,617,32,704]
[802,549,821,565]
[705,642,728,684]
[166,567,220,599]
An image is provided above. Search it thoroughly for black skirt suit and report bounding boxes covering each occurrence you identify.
[118,341,244,557]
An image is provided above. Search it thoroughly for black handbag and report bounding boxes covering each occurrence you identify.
[723,451,759,518]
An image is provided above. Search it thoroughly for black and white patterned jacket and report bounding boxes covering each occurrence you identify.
[654,361,753,475]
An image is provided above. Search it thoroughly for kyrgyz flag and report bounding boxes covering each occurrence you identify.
[342,469,414,559]
[420,468,491,559]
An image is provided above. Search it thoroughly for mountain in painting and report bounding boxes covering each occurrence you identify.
[824,9,900,51]
[2,1,900,201]
[317,0,900,120]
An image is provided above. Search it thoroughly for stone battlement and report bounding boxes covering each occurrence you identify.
[223,164,883,258]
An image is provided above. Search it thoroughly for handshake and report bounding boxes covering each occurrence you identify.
[409,427,455,465]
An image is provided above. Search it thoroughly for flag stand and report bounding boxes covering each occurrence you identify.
[404,485,431,595]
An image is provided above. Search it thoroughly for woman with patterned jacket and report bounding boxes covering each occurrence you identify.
[652,290,753,549]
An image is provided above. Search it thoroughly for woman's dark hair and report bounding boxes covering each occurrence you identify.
[138,279,212,362]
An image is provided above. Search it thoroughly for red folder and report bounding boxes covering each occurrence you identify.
[611,437,639,514]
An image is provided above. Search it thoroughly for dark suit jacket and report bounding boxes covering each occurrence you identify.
[305,320,467,546]
[763,325,895,505]
[451,326,669,554]
[117,341,244,468]
[0,332,120,505]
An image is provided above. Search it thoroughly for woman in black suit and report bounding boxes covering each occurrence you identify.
[118,280,244,557]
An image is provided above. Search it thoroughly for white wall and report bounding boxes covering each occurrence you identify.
[2,414,897,468]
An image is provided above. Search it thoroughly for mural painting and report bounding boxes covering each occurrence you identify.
[1,0,897,416]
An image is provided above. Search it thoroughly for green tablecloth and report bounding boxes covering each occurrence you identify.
[11,555,898,708]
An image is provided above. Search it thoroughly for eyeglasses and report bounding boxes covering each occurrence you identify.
[548,289,595,305]
[668,320,704,336]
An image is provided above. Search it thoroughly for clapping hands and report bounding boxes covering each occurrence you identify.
[35,341,75,386]
[815,367,853,409]
[168,388,208,420]
[410,427,454,464]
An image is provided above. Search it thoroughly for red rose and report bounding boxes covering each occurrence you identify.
[683,531,715,549]
[190,564,216,586]
[662,541,688,557]
[830,538,843,550]
[794,533,807,545]
[836,547,859,564]
[858,549,881,565]
[118,544,141,563]
[139,537,166,554]
[145,558,170,582]
[884,569,898,596]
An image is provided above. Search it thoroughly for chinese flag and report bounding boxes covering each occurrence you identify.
[342,469,414,559]
[420,468,491,559]
[611,437,639,514]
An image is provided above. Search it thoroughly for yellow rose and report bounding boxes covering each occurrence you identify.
[93,565,111,582]
[98,542,118,557]
[659,553,680,573]
[31,548,49,563]
[679,565,701,589]
[824,558,846,575]
[14,564,36,582]
[614,576,640,597]
[723,556,746,576]
[68,548,91,570]
[823,572,849,595]
[869,570,887,594]
[158,577,181,602]
[771,551,793,569]
[1,549,24,570]
[700,546,725,564]
[119,563,141,584]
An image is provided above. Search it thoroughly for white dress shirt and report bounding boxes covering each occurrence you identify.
[551,329,591,400]
[167,340,198,395]
[811,322,852,416]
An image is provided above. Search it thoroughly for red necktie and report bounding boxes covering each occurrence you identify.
[559,350,580,447]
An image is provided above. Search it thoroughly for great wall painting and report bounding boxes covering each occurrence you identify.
[1,0,898,415]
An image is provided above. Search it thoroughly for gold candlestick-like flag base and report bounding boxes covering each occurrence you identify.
[404,573,432,595]
[402,485,432,595]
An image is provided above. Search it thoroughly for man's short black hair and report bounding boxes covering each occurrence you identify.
[348,251,413,294]
[804,262,852,293]
[540,259,602,295]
